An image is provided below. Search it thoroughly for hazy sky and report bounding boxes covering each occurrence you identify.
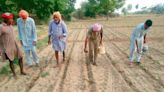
[123,0,164,12]
[75,0,86,9]
[75,0,164,10]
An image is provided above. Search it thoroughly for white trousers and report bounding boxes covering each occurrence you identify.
[129,37,143,62]
[24,46,39,65]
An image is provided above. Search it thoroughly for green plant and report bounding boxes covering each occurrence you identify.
[41,72,49,78]
[37,36,48,50]
[0,63,10,76]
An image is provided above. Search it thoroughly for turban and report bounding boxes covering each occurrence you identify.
[1,13,14,19]
[53,11,61,20]
[19,10,29,19]
[92,23,102,32]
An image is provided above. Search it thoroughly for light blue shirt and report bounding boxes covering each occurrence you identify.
[17,17,37,50]
[131,23,149,40]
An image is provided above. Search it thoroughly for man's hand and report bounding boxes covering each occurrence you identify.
[100,41,102,45]
[48,39,51,45]
[59,35,64,39]
[137,47,141,54]
[20,40,23,46]
[144,34,147,44]
[33,41,37,46]
[84,48,88,53]
[0,50,2,56]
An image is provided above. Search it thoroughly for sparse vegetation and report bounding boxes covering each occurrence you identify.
[41,72,49,78]
[37,36,48,50]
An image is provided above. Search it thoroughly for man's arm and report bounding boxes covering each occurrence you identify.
[135,40,139,53]
[48,35,51,44]
[17,19,23,45]
[0,28,2,55]
[144,34,147,44]
[100,28,103,44]
[84,36,88,53]
[0,26,5,55]
[31,19,37,42]
[0,26,2,36]
[48,22,52,45]
[62,22,68,37]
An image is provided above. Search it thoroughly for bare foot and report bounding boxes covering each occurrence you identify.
[21,72,27,75]
[53,64,60,68]
[136,62,141,65]
[92,62,97,66]
[128,62,133,67]
[27,65,33,68]
[13,75,18,79]
[36,63,40,67]
[62,59,65,64]
[63,58,65,62]
[62,62,65,64]
[90,59,93,64]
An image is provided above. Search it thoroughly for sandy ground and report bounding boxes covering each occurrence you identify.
[0,15,164,92]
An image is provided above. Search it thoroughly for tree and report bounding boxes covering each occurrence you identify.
[80,1,98,18]
[62,0,76,21]
[73,9,84,19]
[99,0,125,19]
[34,0,54,20]
[127,4,132,11]
[134,4,164,14]
[0,0,76,21]
[150,4,164,14]
[73,1,87,19]
[80,0,125,18]
[0,0,17,15]
[121,8,127,15]
[135,4,139,9]
[141,6,147,10]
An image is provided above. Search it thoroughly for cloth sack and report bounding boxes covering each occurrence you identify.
[98,44,105,54]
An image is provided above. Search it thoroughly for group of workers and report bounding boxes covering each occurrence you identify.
[0,10,153,78]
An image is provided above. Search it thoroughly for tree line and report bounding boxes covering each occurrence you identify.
[74,0,125,19]
[0,0,126,21]
[121,4,164,15]
[0,0,75,21]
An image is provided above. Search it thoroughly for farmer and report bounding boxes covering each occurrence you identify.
[84,23,103,65]
[129,19,153,65]
[17,10,39,67]
[48,11,68,68]
[0,13,26,78]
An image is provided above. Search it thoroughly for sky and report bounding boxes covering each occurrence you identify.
[75,0,164,12]
[75,0,87,9]
[122,0,164,12]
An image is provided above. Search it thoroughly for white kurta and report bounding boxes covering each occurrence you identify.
[129,23,149,62]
